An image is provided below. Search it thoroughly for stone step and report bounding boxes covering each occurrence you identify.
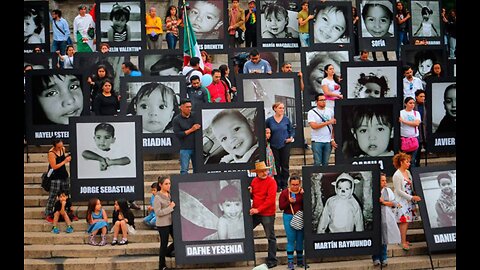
[23,155,317,173]
[22,253,456,270]
[24,227,425,246]
[24,240,431,260]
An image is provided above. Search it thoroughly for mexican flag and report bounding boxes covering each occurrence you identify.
[183,0,204,70]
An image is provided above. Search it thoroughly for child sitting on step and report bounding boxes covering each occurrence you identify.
[50,191,75,234]
[86,198,109,246]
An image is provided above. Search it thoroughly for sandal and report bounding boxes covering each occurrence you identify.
[111,239,118,245]
[402,243,410,251]
[119,239,128,245]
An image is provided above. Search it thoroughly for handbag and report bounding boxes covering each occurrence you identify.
[41,168,53,192]
[288,193,304,230]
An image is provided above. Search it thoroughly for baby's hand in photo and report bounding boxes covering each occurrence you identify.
[99,158,108,171]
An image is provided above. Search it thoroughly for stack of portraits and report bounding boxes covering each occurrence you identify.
[426,79,456,152]
[237,73,304,148]
[302,165,381,258]
[357,0,397,51]
[119,76,185,152]
[97,0,145,52]
[25,69,90,145]
[411,166,456,252]
[335,99,400,175]
[69,116,144,202]
[194,102,266,173]
[300,47,351,111]
[24,1,50,53]
[171,172,255,264]
[410,0,443,46]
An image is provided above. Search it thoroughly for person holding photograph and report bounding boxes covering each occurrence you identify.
[108,3,131,42]
[249,161,278,269]
[353,72,390,98]
[173,99,201,174]
[93,79,120,116]
[32,74,84,125]
[266,102,295,191]
[400,97,421,166]
[145,6,163,49]
[435,84,456,133]
[413,5,439,37]
[263,3,298,38]
[111,198,135,245]
[317,173,364,233]
[82,123,131,172]
[361,1,394,38]
[207,69,231,103]
[87,64,114,104]
[305,51,347,96]
[188,0,224,39]
[395,1,410,59]
[24,7,45,44]
[216,184,245,239]
[185,75,211,110]
[435,173,456,227]
[321,64,343,108]
[265,128,277,177]
[308,93,336,166]
[165,5,182,49]
[228,0,246,48]
[243,49,273,74]
[298,1,314,47]
[372,172,401,267]
[210,109,260,164]
[313,5,348,43]
[392,152,422,251]
[127,82,179,133]
[245,0,258,47]
[278,174,306,270]
[44,138,71,218]
[154,175,175,270]
[343,105,394,158]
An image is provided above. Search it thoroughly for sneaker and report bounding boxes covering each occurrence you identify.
[65,225,74,233]
[51,226,60,234]
[287,262,294,270]
[373,260,380,266]
[119,239,128,245]
[45,215,54,223]
[381,261,388,267]
[129,202,141,210]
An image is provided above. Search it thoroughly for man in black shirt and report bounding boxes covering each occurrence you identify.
[173,99,201,174]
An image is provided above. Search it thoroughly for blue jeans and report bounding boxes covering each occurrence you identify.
[52,40,67,55]
[311,141,331,166]
[252,215,277,265]
[396,30,409,59]
[143,212,156,227]
[372,244,388,262]
[282,213,304,252]
[299,33,309,47]
[166,33,178,49]
[408,140,419,168]
[179,149,195,174]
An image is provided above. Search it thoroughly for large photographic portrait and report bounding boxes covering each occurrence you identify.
[238,73,304,148]
[24,1,50,53]
[358,0,397,51]
[410,0,442,45]
[24,53,54,70]
[230,48,283,75]
[301,48,350,109]
[69,116,144,202]
[183,0,228,51]
[426,79,456,153]
[259,0,300,49]
[411,166,456,252]
[401,45,447,89]
[195,102,265,173]
[303,165,381,257]
[171,172,255,264]
[335,99,399,175]
[25,70,90,145]
[120,76,185,153]
[98,0,144,52]
[140,52,184,76]
[310,2,351,45]
[342,61,399,99]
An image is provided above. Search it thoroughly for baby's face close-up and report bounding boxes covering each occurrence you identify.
[24,16,36,37]
[336,181,352,199]
[212,115,254,158]
[112,15,127,32]
[354,116,391,157]
[364,5,391,37]
[358,82,382,98]
[94,129,115,151]
[38,75,83,125]
[137,89,175,133]
[444,88,456,118]
[314,8,346,43]
[220,200,242,218]
[418,59,433,76]
[189,2,221,33]
[265,13,288,36]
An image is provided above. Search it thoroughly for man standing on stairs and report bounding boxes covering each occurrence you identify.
[173,99,201,174]
[249,161,278,268]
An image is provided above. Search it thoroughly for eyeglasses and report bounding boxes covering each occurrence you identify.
[409,83,413,90]
[317,99,327,102]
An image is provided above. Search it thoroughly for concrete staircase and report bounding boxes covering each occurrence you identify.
[24,146,456,270]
